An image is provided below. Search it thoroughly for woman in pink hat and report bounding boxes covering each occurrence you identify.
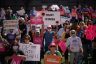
[45,42,62,56]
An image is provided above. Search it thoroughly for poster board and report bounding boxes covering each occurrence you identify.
[43,11,60,26]
[19,43,40,61]
[3,20,18,33]
[44,55,62,64]
[60,16,71,24]
[30,17,43,24]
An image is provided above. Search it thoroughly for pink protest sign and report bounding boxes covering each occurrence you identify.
[58,40,67,53]
[33,36,43,48]
[85,25,95,40]
[11,54,24,64]
[30,17,43,24]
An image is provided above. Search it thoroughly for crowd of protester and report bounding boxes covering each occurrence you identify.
[0,4,96,64]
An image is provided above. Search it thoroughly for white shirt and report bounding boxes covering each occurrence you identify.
[67,36,82,52]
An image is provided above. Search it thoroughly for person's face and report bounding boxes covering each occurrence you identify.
[10,30,13,33]
[73,6,76,9]
[8,7,11,9]
[13,45,19,52]
[36,32,40,36]
[50,46,56,53]
[78,5,81,8]
[47,28,52,32]
[33,7,36,10]
[24,37,30,44]
[65,28,70,33]
[15,38,19,43]
[89,6,92,9]
[21,7,23,9]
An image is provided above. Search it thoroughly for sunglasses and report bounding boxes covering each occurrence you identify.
[50,46,56,47]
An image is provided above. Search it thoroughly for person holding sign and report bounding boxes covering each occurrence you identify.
[19,35,37,64]
[44,42,62,64]
[7,41,25,64]
[0,35,9,64]
[44,25,54,52]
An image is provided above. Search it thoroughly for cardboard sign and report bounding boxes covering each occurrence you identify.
[19,43,40,61]
[30,17,43,24]
[43,11,60,26]
[44,55,62,64]
[3,20,18,30]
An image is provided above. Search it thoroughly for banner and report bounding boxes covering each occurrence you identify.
[44,55,61,64]
[3,20,18,30]
[30,17,43,24]
[43,11,60,26]
[19,44,40,61]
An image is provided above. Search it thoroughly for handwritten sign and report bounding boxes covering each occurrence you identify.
[60,16,71,24]
[43,11,60,26]
[3,20,18,30]
[19,43,40,61]
[44,55,62,64]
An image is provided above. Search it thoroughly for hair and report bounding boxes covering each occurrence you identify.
[70,30,76,35]
[23,35,31,40]
[12,41,19,47]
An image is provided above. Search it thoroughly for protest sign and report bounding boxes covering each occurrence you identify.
[85,25,95,40]
[58,41,67,53]
[43,11,60,26]
[30,17,43,24]
[44,55,62,64]
[11,54,24,64]
[3,20,18,30]
[60,16,71,24]
[20,44,40,61]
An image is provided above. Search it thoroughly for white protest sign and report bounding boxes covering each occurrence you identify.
[60,16,71,24]
[43,11,60,26]
[19,43,40,61]
[3,20,18,30]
